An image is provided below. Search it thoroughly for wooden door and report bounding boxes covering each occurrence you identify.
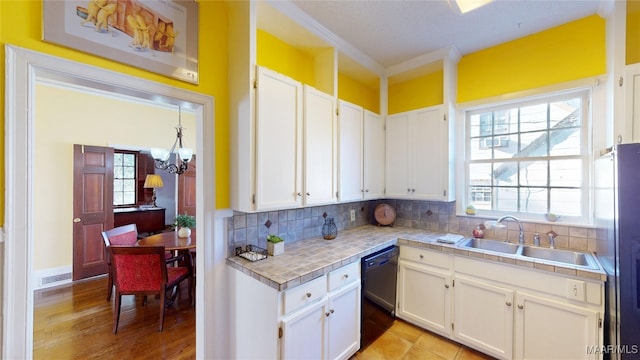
[73,144,114,280]
[178,155,196,217]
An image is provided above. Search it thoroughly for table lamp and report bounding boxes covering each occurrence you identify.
[143,174,164,207]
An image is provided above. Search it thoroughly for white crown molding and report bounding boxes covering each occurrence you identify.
[267,0,386,75]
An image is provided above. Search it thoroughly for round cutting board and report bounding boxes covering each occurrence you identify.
[374,203,396,226]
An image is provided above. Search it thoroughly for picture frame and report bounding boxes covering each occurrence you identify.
[43,0,199,84]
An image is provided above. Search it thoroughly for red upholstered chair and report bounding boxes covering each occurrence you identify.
[109,245,193,333]
[101,224,139,301]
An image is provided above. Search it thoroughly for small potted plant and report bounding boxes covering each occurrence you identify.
[174,213,196,238]
[267,234,284,256]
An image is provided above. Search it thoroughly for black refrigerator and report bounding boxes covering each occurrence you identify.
[595,143,640,359]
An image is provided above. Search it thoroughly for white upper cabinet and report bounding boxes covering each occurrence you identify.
[338,100,385,202]
[386,106,450,200]
[363,110,385,200]
[338,100,364,202]
[303,85,337,206]
[255,67,303,210]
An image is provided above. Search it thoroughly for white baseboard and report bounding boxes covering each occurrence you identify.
[34,266,72,290]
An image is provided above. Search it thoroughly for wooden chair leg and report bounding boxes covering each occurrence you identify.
[159,291,166,332]
[113,293,122,334]
[106,270,113,301]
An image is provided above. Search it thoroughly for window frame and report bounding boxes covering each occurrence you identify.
[113,150,139,207]
[460,88,592,223]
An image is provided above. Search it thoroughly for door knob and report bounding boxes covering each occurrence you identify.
[73,218,81,223]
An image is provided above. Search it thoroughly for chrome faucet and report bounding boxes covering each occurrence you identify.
[497,215,525,244]
[533,233,540,247]
[547,230,557,249]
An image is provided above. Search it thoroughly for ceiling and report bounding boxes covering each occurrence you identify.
[289,0,608,70]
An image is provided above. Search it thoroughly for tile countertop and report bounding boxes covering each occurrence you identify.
[226,225,606,292]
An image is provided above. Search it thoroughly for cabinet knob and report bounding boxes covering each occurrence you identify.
[506,301,512,307]
[325,312,331,317]
[517,304,524,309]
[343,274,349,279]
[412,188,416,192]
[306,192,310,196]
[407,188,411,192]
[445,284,449,288]
[365,189,369,193]
[297,192,303,197]
[306,292,311,298]
[419,254,424,259]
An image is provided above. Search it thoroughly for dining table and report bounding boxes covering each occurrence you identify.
[137,230,196,305]
[136,230,196,251]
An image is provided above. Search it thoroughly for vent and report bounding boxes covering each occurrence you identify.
[41,272,72,286]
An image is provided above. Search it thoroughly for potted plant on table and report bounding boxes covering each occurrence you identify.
[174,214,196,238]
[266,234,284,256]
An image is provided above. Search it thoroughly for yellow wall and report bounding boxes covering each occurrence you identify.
[257,29,315,87]
[458,15,606,103]
[338,73,379,113]
[34,83,196,270]
[627,1,640,64]
[388,70,444,114]
[0,0,230,218]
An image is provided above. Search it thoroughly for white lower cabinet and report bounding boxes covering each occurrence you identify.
[281,268,361,360]
[514,291,600,360]
[281,297,329,359]
[396,246,604,360]
[281,281,361,360]
[327,281,361,360]
[397,257,452,337]
[453,275,514,359]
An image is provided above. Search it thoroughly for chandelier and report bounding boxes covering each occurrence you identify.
[150,107,193,175]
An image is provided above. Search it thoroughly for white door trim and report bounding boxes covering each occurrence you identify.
[3,44,224,359]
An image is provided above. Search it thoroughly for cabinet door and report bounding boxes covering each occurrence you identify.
[410,107,445,200]
[363,110,385,199]
[255,67,302,210]
[338,100,364,202]
[514,291,600,360]
[397,260,451,337]
[453,276,514,360]
[328,282,361,360]
[304,85,337,206]
[281,298,329,360]
[386,113,409,198]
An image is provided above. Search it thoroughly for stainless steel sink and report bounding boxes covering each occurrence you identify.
[520,246,599,269]
[460,238,520,254]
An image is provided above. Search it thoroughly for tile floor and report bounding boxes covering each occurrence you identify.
[353,319,496,360]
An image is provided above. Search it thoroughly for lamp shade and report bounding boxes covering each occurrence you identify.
[143,174,164,188]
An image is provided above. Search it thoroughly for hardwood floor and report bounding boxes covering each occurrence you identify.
[33,276,195,359]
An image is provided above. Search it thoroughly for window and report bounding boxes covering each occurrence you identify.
[114,151,137,206]
[466,90,589,218]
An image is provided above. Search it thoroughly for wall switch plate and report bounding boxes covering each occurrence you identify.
[350,209,356,221]
[566,279,585,302]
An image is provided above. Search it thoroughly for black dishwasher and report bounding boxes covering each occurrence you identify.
[360,245,399,349]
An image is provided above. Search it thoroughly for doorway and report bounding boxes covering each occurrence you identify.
[4,45,222,358]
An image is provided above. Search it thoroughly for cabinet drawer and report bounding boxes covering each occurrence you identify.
[400,246,451,269]
[328,262,360,292]
[283,275,327,315]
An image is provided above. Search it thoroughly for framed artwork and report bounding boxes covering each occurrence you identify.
[43,0,199,84]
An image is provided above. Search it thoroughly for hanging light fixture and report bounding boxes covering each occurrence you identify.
[151,106,193,175]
